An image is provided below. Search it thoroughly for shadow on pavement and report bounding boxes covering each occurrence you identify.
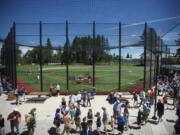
[48,127,56,135]
[166,119,176,123]
[147,119,158,125]
[70,128,77,134]
[128,125,140,130]
[20,131,29,135]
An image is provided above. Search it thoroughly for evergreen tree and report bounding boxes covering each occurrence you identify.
[126,53,130,58]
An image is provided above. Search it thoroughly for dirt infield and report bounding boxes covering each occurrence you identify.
[74,76,99,83]
[128,80,151,93]
[17,78,38,93]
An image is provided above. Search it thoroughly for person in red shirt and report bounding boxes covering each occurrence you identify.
[49,84,55,96]
[150,89,154,106]
[163,93,168,109]
[7,108,21,135]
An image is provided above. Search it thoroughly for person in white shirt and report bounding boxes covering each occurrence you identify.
[77,91,82,107]
[139,89,145,107]
[69,94,75,105]
[56,83,60,96]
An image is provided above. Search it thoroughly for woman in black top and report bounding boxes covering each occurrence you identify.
[87,109,93,133]
[157,99,164,123]
[61,97,66,107]
[133,91,138,107]
[137,108,143,129]
[174,117,180,134]
[0,114,5,135]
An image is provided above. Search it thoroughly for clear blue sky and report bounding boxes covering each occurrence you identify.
[0,0,180,57]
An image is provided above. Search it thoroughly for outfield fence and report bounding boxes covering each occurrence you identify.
[1,19,180,92]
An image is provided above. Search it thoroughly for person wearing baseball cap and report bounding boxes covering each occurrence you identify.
[113,100,121,121]
[102,107,109,134]
[81,117,88,135]
[7,108,21,135]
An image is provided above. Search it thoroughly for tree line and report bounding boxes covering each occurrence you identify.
[18,35,119,65]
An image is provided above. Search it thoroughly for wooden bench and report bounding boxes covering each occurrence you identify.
[28,92,50,97]
[117,96,133,103]
[7,94,16,101]
[26,97,47,103]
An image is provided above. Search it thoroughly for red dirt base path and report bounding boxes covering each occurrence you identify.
[17,77,150,95]
[128,80,150,93]
[17,78,38,93]
[128,83,144,93]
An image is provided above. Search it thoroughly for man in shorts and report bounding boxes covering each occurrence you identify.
[102,107,109,134]
[62,111,71,135]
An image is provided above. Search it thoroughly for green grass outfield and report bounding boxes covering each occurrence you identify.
[17,64,144,92]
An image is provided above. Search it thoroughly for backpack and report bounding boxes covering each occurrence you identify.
[176,108,180,117]
[27,114,35,127]
[118,115,126,126]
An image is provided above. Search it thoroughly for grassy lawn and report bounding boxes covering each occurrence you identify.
[17,64,144,92]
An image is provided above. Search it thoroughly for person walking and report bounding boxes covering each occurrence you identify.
[87,92,91,107]
[113,100,121,121]
[157,99,164,123]
[7,108,21,135]
[0,114,5,135]
[102,107,109,135]
[150,89,155,106]
[117,112,126,134]
[137,107,143,129]
[95,112,101,135]
[87,109,93,133]
[62,111,71,135]
[56,83,60,96]
[26,108,36,135]
[82,90,87,107]
[18,86,24,104]
[70,105,75,124]
[81,117,88,135]
[124,101,129,130]
[14,88,19,105]
[133,91,138,107]
[139,89,146,107]
[75,106,81,133]
[53,108,61,134]
[163,93,168,109]
[77,91,82,107]
[110,115,114,132]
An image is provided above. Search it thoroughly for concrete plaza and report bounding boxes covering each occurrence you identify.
[0,94,177,135]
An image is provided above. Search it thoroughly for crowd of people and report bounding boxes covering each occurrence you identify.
[0,72,180,135]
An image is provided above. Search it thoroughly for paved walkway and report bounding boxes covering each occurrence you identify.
[0,94,177,135]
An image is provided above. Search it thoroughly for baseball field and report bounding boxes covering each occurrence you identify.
[17,64,144,92]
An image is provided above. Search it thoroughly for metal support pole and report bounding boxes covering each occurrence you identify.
[168,48,170,65]
[13,22,17,88]
[118,22,121,92]
[152,36,159,120]
[93,21,95,88]
[165,45,168,65]
[39,21,43,92]
[149,29,153,88]
[66,21,69,92]
[143,22,147,90]
[160,40,163,68]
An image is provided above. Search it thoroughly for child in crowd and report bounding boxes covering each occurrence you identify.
[163,93,168,109]
[110,115,114,131]
[81,117,88,135]
[70,105,75,124]
[95,112,101,135]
